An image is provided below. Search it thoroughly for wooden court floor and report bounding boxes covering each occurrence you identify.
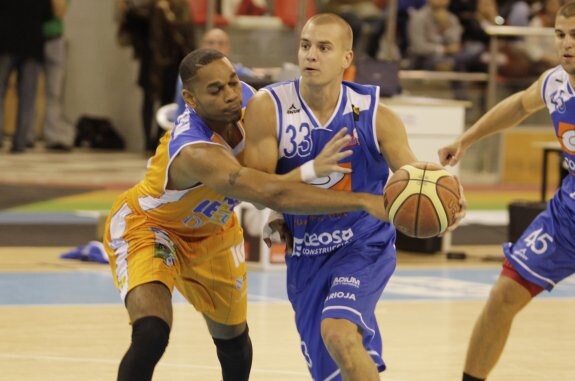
[0,150,573,380]
[1,247,574,381]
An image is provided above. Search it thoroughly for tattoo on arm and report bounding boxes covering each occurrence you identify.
[228,169,242,186]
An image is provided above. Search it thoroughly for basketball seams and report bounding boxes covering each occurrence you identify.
[384,161,459,238]
[419,194,442,236]
[387,180,421,222]
[436,181,460,198]
[414,168,425,238]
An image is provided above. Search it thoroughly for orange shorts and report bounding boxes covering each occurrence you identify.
[104,198,247,325]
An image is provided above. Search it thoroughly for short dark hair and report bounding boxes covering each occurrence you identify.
[179,48,225,91]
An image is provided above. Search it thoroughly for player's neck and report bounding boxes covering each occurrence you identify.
[300,81,341,123]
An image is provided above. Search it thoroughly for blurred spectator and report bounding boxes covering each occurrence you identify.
[458,0,505,72]
[0,0,53,153]
[408,0,482,98]
[398,0,426,56]
[320,0,388,58]
[200,28,257,79]
[408,0,463,70]
[117,0,195,152]
[496,0,548,77]
[523,0,560,74]
[39,0,75,152]
[501,0,533,26]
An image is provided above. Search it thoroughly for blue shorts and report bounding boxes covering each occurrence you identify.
[285,239,396,381]
[504,175,575,291]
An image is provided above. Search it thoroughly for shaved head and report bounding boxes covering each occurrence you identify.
[303,13,353,51]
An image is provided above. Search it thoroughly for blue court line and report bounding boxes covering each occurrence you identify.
[0,212,96,224]
[1,267,574,305]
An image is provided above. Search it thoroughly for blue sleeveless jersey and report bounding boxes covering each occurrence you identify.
[542,66,575,177]
[503,66,575,290]
[262,80,395,256]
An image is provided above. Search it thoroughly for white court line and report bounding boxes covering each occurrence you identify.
[0,353,411,380]
[0,352,305,376]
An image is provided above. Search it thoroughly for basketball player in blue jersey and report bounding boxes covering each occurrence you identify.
[439,4,575,380]
[243,13,466,381]
[104,48,393,381]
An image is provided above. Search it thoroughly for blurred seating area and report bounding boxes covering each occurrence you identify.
[1,0,560,187]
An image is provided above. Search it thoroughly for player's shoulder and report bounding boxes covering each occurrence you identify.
[260,80,297,98]
[245,87,275,111]
[250,80,298,110]
[540,65,568,92]
[343,80,378,96]
[542,65,566,80]
[241,81,257,104]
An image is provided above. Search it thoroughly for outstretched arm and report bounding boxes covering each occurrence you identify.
[169,143,386,218]
[439,72,547,167]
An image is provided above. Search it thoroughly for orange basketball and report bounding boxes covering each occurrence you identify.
[383,162,461,239]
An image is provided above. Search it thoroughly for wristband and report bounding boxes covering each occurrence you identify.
[300,160,317,183]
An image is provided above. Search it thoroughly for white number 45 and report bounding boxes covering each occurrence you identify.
[523,228,553,255]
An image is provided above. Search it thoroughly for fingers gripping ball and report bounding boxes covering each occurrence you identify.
[383,162,461,238]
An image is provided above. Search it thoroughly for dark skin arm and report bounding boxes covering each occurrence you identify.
[168,140,387,218]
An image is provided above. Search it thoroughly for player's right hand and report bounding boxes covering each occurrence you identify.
[444,175,467,234]
[438,141,465,167]
[364,194,388,222]
[313,128,353,178]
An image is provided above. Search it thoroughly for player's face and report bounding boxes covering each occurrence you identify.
[298,22,353,86]
[184,58,243,124]
[555,15,575,75]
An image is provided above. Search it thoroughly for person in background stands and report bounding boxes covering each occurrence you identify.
[0,0,53,153]
[38,0,75,152]
[407,0,483,98]
[116,0,195,152]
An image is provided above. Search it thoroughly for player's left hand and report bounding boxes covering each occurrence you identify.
[313,128,354,178]
[262,210,293,255]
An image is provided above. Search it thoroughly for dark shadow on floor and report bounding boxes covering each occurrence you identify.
[0,185,98,210]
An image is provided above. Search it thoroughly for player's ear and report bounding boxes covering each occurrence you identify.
[343,49,353,70]
[182,89,196,108]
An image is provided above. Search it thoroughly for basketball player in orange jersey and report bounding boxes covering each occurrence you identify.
[103,48,391,381]
[440,3,575,380]
[243,14,466,381]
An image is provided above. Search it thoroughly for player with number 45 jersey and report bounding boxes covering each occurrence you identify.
[438,4,575,380]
